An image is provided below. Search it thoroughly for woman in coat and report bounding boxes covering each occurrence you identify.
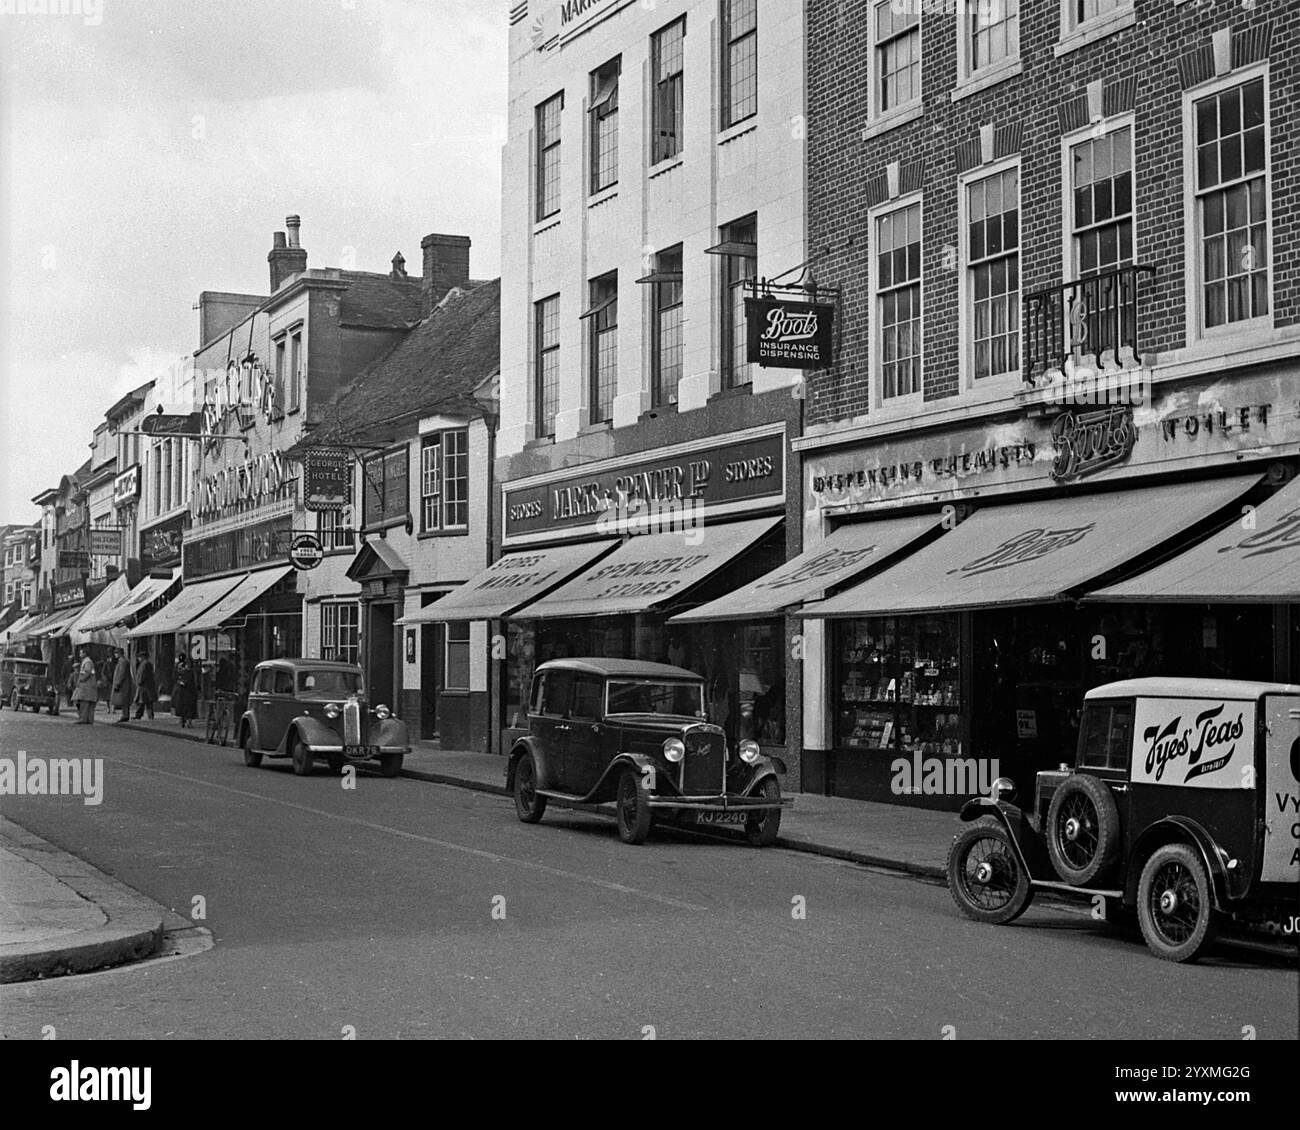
[71,647,99,724]
[111,649,134,724]
[172,657,197,728]
[133,655,157,720]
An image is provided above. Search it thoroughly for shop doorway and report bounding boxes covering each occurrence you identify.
[421,623,440,739]
[367,602,397,708]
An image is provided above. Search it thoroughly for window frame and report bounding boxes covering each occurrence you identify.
[586,272,618,426]
[956,0,1020,90]
[287,329,303,414]
[1182,64,1273,343]
[867,0,922,127]
[444,621,471,692]
[959,157,1022,390]
[534,294,561,440]
[589,57,621,196]
[651,244,684,409]
[719,214,759,390]
[320,601,360,666]
[317,506,355,553]
[721,0,758,130]
[869,193,925,410]
[535,92,565,223]
[651,16,686,165]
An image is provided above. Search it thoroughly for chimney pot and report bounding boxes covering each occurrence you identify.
[285,215,302,249]
[269,218,308,292]
[272,231,287,249]
[391,252,407,279]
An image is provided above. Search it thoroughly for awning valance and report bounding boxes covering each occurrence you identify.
[78,571,179,632]
[671,512,939,623]
[67,575,131,647]
[126,575,244,638]
[404,541,619,623]
[1089,475,1300,603]
[516,517,782,620]
[800,475,1259,619]
[180,566,294,633]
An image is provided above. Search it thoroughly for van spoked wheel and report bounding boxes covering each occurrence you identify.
[615,767,652,845]
[947,817,1034,925]
[1046,773,1120,885]
[1137,843,1217,963]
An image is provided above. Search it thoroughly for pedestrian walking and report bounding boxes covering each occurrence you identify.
[133,653,157,719]
[111,648,134,724]
[71,647,98,724]
[97,655,111,713]
[173,656,197,728]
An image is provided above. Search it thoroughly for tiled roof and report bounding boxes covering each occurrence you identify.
[317,279,500,442]
[337,271,423,329]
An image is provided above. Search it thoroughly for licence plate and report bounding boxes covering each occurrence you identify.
[344,745,377,759]
[694,810,748,826]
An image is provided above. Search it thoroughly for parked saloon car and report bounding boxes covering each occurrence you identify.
[0,656,59,715]
[947,678,1300,962]
[506,658,790,846]
[237,659,409,778]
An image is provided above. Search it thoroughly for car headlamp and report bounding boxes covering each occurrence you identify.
[324,702,341,719]
[662,737,685,762]
[375,704,391,720]
[738,739,760,764]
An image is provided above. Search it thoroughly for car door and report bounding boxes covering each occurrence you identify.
[565,674,607,794]
[247,667,275,749]
[534,670,573,791]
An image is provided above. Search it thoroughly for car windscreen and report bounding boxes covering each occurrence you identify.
[297,670,362,698]
[606,679,704,718]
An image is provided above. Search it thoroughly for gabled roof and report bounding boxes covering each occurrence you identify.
[315,279,500,444]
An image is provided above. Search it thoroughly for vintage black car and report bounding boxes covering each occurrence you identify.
[237,659,409,777]
[947,677,1300,962]
[1,656,59,715]
[505,658,790,845]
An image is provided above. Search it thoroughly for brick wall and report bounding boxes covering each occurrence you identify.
[805,0,1299,427]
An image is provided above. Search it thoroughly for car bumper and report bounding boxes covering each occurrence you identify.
[306,744,410,758]
[647,795,792,811]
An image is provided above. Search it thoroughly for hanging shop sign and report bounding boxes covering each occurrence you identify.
[53,579,86,610]
[192,451,292,522]
[184,515,292,580]
[89,527,123,557]
[141,411,204,437]
[58,551,90,572]
[304,447,351,512]
[112,464,142,507]
[746,297,834,369]
[140,513,187,573]
[289,534,324,571]
[504,433,785,540]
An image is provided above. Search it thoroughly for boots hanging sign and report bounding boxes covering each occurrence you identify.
[746,297,834,369]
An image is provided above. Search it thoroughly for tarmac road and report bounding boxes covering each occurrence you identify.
[1,710,1295,1039]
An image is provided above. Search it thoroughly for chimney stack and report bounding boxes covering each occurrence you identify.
[420,233,471,316]
[269,215,308,292]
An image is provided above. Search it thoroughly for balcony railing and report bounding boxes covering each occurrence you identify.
[1023,264,1155,385]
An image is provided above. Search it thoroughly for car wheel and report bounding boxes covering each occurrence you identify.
[241,729,263,768]
[744,777,782,847]
[947,817,1035,926]
[290,736,313,776]
[513,752,547,824]
[49,702,59,716]
[1136,843,1218,963]
[326,752,346,775]
[1045,773,1120,886]
[379,753,403,778]
[615,767,653,845]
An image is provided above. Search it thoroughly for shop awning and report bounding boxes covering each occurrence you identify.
[67,575,131,647]
[670,512,940,623]
[7,611,55,643]
[0,612,36,647]
[35,607,86,640]
[1089,475,1300,603]
[800,475,1260,618]
[81,570,180,630]
[179,566,294,633]
[125,575,245,638]
[516,517,782,620]
[404,541,619,623]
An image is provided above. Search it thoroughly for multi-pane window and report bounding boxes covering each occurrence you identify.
[587,273,618,425]
[321,602,360,665]
[652,245,683,408]
[968,168,1020,379]
[420,435,441,531]
[971,0,1018,70]
[877,203,922,399]
[1195,78,1268,329]
[590,58,620,194]
[534,295,560,439]
[1073,0,1123,26]
[445,622,471,691]
[288,330,302,412]
[317,507,355,552]
[274,340,286,413]
[1071,126,1133,277]
[419,430,470,531]
[361,446,409,528]
[536,92,564,221]
[720,215,758,388]
[651,18,685,163]
[874,0,919,114]
[162,440,174,513]
[722,0,758,127]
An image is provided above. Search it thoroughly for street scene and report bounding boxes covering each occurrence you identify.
[1,0,1298,1067]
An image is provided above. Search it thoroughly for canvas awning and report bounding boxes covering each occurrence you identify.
[800,475,1260,618]
[126,575,245,638]
[0,612,36,647]
[178,566,294,633]
[78,570,179,631]
[35,607,85,639]
[7,611,55,643]
[67,575,131,647]
[404,541,619,623]
[671,512,940,623]
[516,517,782,620]
[1089,474,1300,603]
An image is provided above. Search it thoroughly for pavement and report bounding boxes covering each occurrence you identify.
[2,708,962,985]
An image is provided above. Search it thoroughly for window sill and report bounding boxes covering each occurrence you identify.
[717,118,757,146]
[951,58,1023,103]
[579,420,612,435]
[533,215,561,237]
[648,155,683,179]
[522,436,555,451]
[588,186,618,208]
[860,104,923,143]
[639,402,678,423]
[1054,7,1136,57]
[710,383,753,403]
[417,528,469,541]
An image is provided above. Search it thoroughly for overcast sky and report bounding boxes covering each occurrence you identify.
[0,0,505,526]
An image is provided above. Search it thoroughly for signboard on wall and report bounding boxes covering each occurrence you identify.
[53,580,86,609]
[140,513,186,573]
[746,297,835,369]
[184,515,292,580]
[113,464,141,507]
[303,447,351,512]
[89,527,123,557]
